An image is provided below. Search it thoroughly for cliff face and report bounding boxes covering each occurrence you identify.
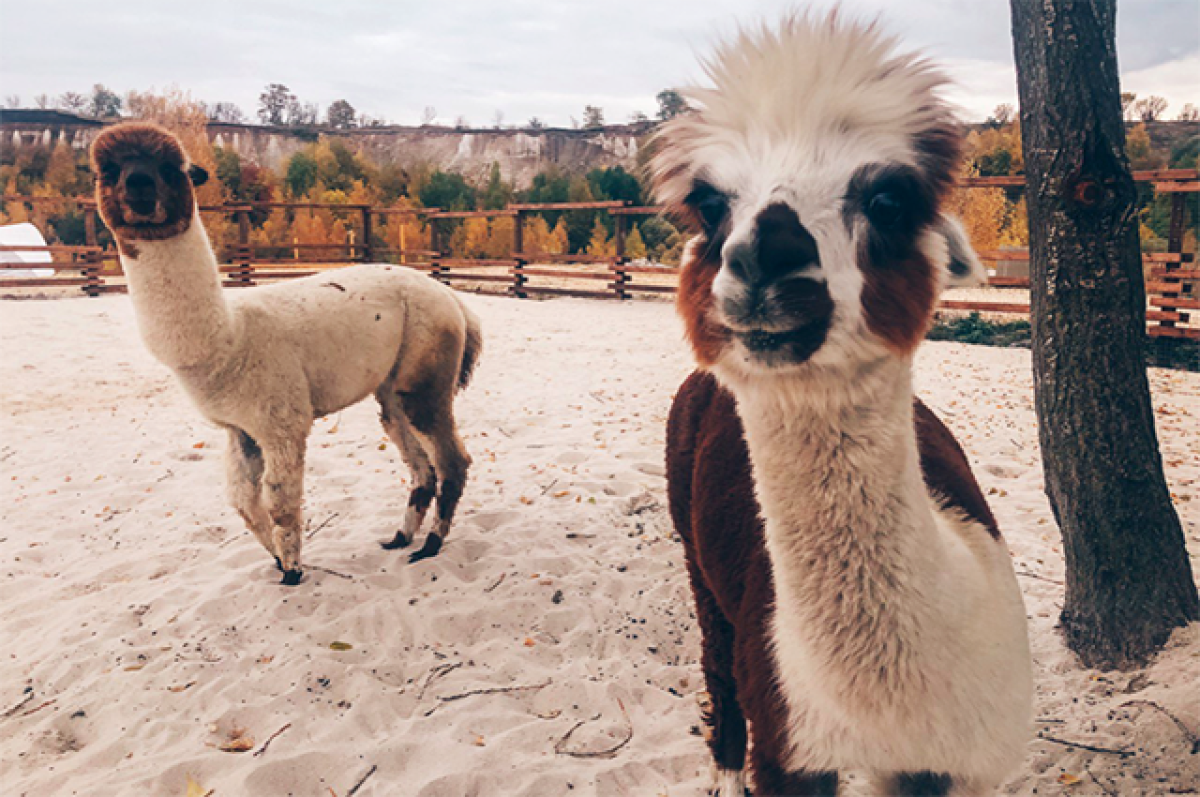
[3,109,1194,191]
[1,110,650,189]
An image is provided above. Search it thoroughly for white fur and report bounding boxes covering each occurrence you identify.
[713,766,746,796]
[120,219,479,574]
[659,12,1033,790]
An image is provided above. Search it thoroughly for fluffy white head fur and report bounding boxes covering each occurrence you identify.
[655,11,964,384]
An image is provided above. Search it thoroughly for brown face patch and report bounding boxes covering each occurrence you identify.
[677,242,730,366]
[845,163,943,354]
[90,123,197,247]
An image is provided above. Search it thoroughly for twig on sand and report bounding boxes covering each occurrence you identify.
[309,564,353,581]
[1016,570,1064,586]
[484,573,507,593]
[424,680,551,717]
[1120,699,1200,754]
[417,661,464,702]
[540,479,559,497]
[1037,732,1134,757]
[1085,761,1119,797]
[253,722,292,757]
[555,698,633,759]
[19,698,57,719]
[346,764,377,797]
[306,513,340,540]
[1,687,34,720]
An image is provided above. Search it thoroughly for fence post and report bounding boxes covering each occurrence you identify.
[1155,192,1188,337]
[237,207,254,286]
[361,205,374,263]
[82,247,103,297]
[84,206,98,247]
[612,211,629,300]
[512,209,527,298]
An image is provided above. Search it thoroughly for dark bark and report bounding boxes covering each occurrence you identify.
[1009,0,1198,669]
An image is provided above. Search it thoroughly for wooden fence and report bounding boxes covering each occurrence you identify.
[1,171,1196,339]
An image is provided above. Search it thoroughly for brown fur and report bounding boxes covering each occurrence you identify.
[91,123,197,243]
[859,245,939,354]
[666,371,997,791]
[676,243,729,367]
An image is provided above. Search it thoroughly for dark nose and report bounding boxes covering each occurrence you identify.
[724,202,820,287]
[123,169,158,214]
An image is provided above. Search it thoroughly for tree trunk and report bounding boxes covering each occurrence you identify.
[1009,0,1198,670]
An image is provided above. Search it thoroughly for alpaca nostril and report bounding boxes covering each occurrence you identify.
[125,172,156,196]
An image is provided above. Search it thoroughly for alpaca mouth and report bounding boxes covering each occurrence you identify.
[123,201,163,224]
[738,323,822,353]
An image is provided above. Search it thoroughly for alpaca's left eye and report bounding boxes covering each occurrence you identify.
[866,192,905,229]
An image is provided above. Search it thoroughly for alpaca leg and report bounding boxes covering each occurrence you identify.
[402,395,470,564]
[750,758,838,797]
[685,561,747,794]
[225,428,277,563]
[377,392,437,550]
[260,436,308,586]
[877,772,953,796]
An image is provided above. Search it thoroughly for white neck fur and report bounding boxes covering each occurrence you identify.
[120,220,235,371]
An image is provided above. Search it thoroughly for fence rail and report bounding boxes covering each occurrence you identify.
[1,171,1196,339]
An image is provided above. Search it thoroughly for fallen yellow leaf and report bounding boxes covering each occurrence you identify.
[329,641,353,651]
[1057,773,1083,786]
[184,774,213,797]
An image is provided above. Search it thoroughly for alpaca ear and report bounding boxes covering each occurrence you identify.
[188,165,209,187]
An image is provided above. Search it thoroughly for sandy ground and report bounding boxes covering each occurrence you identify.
[1,293,1198,797]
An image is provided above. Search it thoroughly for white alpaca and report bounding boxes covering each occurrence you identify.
[659,13,1031,796]
[92,124,481,584]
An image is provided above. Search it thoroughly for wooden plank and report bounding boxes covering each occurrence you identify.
[1147,326,1200,339]
[520,285,617,300]
[1146,310,1190,323]
[516,253,615,264]
[1154,182,1200,193]
[519,268,613,280]
[937,300,1031,314]
[508,201,627,211]
[1145,252,1195,263]
[1133,168,1200,180]
[986,276,1031,287]
[439,273,515,284]
[0,245,103,254]
[437,258,518,267]
[1146,281,1196,293]
[619,283,677,294]
[428,209,518,219]
[619,264,680,275]
[609,205,668,216]
[0,263,91,272]
[1150,297,1200,310]
[0,277,91,288]
[242,270,319,280]
[1150,267,1200,280]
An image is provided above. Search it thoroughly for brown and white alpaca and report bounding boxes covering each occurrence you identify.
[657,14,1031,796]
[91,123,481,585]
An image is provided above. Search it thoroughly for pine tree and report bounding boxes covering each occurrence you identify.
[586,217,613,257]
[624,224,647,259]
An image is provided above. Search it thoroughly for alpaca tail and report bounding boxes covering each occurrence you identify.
[455,296,483,391]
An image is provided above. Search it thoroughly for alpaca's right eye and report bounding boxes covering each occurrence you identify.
[688,185,730,233]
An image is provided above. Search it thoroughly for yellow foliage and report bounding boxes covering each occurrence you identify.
[624,224,648,259]
[946,185,1007,253]
[522,216,553,255]
[586,217,614,257]
[548,218,569,254]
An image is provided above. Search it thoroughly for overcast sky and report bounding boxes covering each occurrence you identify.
[1,0,1196,127]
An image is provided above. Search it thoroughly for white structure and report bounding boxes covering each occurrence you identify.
[0,222,54,278]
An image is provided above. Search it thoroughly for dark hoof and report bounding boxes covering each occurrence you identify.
[280,569,304,586]
[408,535,443,563]
[380,532,411,550]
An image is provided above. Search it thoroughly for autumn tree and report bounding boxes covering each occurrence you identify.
[1010,0,1199,668]
[986,103,1015,127]
[582,105,604,128]
[259,84,295,125]
[585,217,613,256]
[58,92,88,114]
[89,84,122,118]
[1133,95,1168,122]
[1120,92,1137,120]
[421,106,437,126]
[656,89,687,120]
[624,224,647,259]
[527,117,546,130]
[208,102,246,123]
[327,99,357,129]
[1177,103,1199,122]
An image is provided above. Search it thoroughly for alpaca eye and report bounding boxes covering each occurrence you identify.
[696,194,728,231]
[101,165,120,182]
[866,192,904,228]
[159,163,180,180]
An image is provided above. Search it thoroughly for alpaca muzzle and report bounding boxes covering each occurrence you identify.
[121,166,164,222]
